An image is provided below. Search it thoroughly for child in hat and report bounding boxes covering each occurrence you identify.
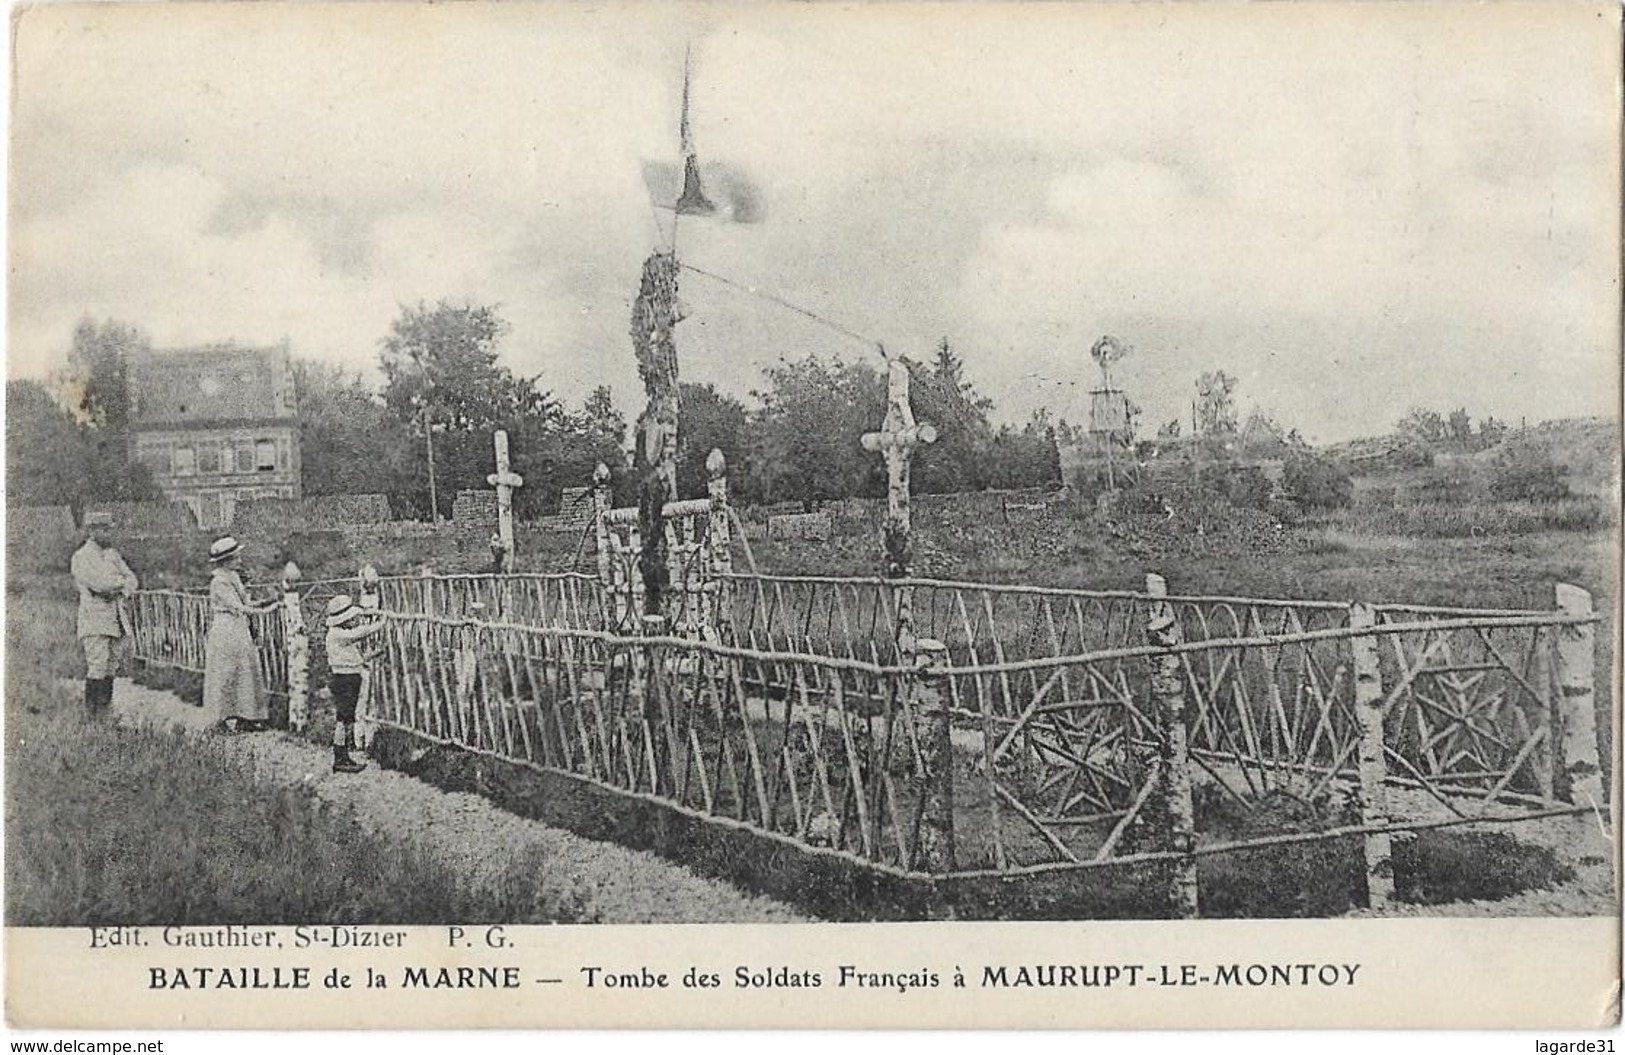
[325,595,384,773]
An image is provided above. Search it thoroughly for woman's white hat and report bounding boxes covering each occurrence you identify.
[208,536,242,564]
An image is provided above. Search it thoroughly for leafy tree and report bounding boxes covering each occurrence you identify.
[1477,415,1509,448]
[380,301,543,431]
[378,301,549,517]
[911,339,995,494]
[1445,408,1473,445]
[64,317,152,431]
[5,380,159,512]
[582,385,627,453]
[675,382,749,499]
[1397,406,1447,445]
[292,360,417,509]
[1158,418,1183,440]
[987,409,1062,490]
[749,355,885,504]
[7,381,90,508]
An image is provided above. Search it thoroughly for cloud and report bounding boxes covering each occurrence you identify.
[7,2,1617,443]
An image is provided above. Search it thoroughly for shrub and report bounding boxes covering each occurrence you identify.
[1412,464,1477,505]
[1283,451,1353,510]
[1489,445,1574,503]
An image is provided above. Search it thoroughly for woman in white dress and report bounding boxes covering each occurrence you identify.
[202,536,273,732]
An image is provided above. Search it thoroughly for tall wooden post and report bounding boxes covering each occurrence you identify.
[591,463,616,626]
[281,562,308,732]
[1554,583,1604,810]
[1145,572,1198,919]
[486,429,524,573]
[1349,602,1394,908]
[356,563,380,750]
[705,448,732,641]
[912,638,955,873]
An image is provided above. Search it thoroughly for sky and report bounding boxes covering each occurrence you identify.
[8,1,1621,443]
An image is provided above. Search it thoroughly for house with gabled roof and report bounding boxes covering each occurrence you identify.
[126,341,301,528]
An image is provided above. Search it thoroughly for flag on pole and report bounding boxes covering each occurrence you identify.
[642,47,764,224]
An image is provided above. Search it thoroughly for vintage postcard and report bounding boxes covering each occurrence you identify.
[4,0,1619,1036]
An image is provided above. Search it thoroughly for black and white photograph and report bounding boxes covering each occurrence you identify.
[4,0,1619,1034]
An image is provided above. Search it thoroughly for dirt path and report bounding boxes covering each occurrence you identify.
[102,679,806,924]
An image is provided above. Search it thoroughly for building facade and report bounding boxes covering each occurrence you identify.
[127,343,301,529]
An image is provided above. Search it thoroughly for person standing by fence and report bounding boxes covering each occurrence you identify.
[70,511,138,716]
[323,595,384,774]
[204,536,274,733]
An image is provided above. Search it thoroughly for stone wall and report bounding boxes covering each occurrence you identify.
[232,493,392,535]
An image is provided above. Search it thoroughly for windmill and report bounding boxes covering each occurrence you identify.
[1087,335,1136,490]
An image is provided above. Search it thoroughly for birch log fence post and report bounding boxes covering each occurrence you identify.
[705,448,732,641]
[281,562,309,733]
[1553,583,1604,813]
[1145,572,1199,919]
[356,563,381,750]
[592,463,617,628]
[1349,602,1394,908]
[912,637,955,873]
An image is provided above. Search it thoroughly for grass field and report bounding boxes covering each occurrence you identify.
[3,595,593,926]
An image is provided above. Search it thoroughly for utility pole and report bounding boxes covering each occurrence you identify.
[423,400,438,522]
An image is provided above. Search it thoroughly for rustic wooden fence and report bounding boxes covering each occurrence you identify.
[125,565,1605,916]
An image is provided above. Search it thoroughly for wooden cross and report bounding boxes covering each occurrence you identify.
[861,355,936,652]
[486,429,524,571]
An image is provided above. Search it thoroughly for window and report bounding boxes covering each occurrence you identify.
[198,445,221,474]
[255,439,277,472]
[235,442,255,473]
[172,446,196,476]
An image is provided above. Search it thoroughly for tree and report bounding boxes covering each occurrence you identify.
[292,360,417,508]
[1477,415,1509,448]
[7,381,90,508]
[1445,408,1473,445]
[1158,418,1183,440]
[1194,371,1239,436]
[64,318,152,431]
[987,409,1063,490]
[911,339,995,494]
[5,380,159,512]
[675,382,749,499]
[582,385,626,453]
[1397,406,1447,445]
[749,355,886,504]
[379,301,545,518]
[54,318,161,504]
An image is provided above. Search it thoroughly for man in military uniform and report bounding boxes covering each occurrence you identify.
[70,511,139,714]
